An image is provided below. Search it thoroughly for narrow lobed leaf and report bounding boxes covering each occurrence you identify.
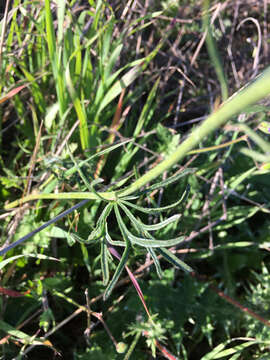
[87,203,113,242]
[105,223,126,247]
[101,237,110,285]
[157,248,193,273]
[147,247,163,278]
[104,238,130,300]
[120,185,190,215]
[115,204,185,248]
[119,202,181,231]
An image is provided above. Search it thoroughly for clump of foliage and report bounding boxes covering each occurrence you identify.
[1,0,270,359]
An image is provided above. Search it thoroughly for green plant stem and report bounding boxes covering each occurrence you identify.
[118,66,270,197]
[4,191,116,209]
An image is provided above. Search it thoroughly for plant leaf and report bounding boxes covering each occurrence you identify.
[104,238,130,300]
[98,62,143,115]
[121,185,190,214]
[101,237,109,285]
[157,248,193,273]
[119,202,181,231]
[115,205,185,248]
[87,203,113,242]
[105,223,126,247]
[148,247,163,278]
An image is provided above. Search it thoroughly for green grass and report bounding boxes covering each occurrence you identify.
[1,0,270,359]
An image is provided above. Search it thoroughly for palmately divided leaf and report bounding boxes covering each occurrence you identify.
[114,204,185,248]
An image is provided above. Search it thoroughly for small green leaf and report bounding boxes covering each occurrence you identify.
[62,139,133,180]
[104,237,130,300]
[148,247,163,278]
[87,226,103,243]
[101,237,109,285]
[157,248,193,273]
[127,231,185,248]
[0,320,48,346]
[87,203,113,242]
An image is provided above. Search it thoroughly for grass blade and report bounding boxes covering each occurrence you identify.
[44,0,56,63]
[97,62,143,115]
[65,60,89,149]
